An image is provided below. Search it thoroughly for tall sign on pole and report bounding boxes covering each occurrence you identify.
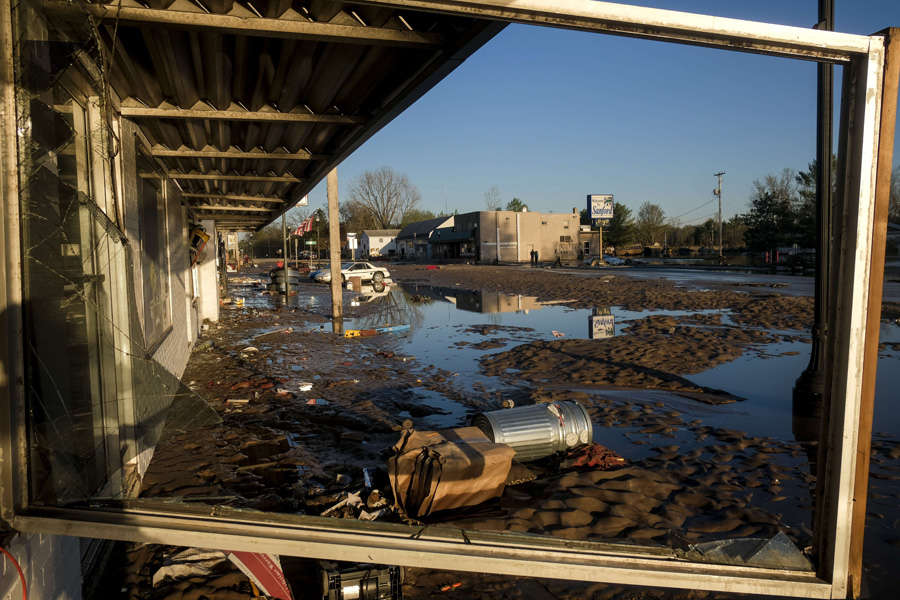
[587,194,614,260]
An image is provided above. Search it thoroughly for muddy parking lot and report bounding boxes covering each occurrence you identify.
[113,263,900,600]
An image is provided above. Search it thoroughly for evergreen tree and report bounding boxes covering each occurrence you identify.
[604,202,636,248]
[506,197,528,212]
[743,170,799,255]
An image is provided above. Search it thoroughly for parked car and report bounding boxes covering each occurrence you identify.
[314,262,390,283]
[603,255,625,265]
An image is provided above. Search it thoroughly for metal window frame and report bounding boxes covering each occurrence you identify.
[1,1,897,598]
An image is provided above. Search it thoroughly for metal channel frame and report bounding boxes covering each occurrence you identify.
[0,1,894,598]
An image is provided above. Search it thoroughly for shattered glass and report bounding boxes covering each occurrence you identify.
[13,0,188,506]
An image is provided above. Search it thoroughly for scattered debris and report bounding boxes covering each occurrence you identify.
[344,324,410,338]
[298,382,314,392]
[322,491,362,516]
[152,549,228,587]
[561,443,627,470]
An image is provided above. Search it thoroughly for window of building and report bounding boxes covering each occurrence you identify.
[137,153,172,350]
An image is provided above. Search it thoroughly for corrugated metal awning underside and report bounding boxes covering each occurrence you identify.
[49,0,500,230]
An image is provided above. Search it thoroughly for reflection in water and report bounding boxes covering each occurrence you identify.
[352,284,427,332]
[590,307,615,339]
[406,287,545,314]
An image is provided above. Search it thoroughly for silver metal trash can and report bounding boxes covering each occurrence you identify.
[473,401,593,462]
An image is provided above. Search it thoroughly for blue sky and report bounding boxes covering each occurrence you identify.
[304,1,900,224]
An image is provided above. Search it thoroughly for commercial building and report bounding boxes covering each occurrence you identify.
[360,229,401,258]
[396,216,454,259]
[431,210,580,263]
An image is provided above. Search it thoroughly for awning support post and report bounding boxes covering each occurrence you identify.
[327,168,343,334]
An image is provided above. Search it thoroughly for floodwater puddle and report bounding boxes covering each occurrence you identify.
[226,277,900,444]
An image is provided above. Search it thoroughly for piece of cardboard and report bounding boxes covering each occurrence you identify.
[388,427,515,518]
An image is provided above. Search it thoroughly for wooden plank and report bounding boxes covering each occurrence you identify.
[814,40,887,599]
[44,2,444,47]
[356,0,871,62]
[121,102,365,124]
[327,168,342,328]
[847,27,899,600]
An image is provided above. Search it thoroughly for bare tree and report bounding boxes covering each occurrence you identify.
[636,202,666,246]
[348,167,422,228]
[484,185,502,211]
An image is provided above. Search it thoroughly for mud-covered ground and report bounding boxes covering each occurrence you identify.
[105,263,900,600]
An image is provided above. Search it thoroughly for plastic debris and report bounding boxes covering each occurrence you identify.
[358,507,390,521]
[298,382,313,392]
[226,398,250,405]
[306,398,328,405]
[321,491,362,516]
[362,467,376,489]
[151,549,227,587]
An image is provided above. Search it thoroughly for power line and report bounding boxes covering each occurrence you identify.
[669,198,716,222]
[682,212,717,226]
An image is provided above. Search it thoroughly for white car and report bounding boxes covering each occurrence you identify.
[314,262,390,283]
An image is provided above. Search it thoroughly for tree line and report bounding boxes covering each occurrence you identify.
[587,162,899,255]
[243,162,900,258]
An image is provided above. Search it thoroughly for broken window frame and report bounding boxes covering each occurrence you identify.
[0,1,896,598]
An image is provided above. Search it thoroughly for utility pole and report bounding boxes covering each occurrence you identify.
[714,171,725,263]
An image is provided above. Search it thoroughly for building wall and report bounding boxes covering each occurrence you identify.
[0,533,82,600]
[362,234,397,256]
[470,211,579,263]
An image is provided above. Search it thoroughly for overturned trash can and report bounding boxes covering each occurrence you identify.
[474,401,593,462]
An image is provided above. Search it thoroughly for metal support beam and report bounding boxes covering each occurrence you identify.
[191,205,272,212]
[182,193,285,203]
[150,146,325,161]
[356,0,871,62]
[140,171,302,182]
[122,102,365,124]
[44,2,444,47]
